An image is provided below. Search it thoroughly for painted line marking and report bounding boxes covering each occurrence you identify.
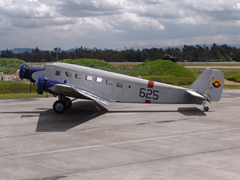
[145,100,151,103]
[148,81,154,88]
[0,113,38,119]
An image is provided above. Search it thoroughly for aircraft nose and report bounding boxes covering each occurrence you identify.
[19,64,44,82]
[19,64,28,79]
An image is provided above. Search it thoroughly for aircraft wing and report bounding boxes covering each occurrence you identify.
[50,84,111,105]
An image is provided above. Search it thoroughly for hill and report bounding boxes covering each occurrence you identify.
[133,60,197,85]
[60,58,116,71]
[0,58,27,74]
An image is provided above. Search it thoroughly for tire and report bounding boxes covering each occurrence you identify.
[65,97,72,109]
[53,100,66,113]
[204,107,209,112]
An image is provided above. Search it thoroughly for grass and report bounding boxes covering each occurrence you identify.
[0,58,27,74]
[133,60,197,85]
[0,81,49,99]
[189,68,240,77]
[224,85,240,89]
[226,73,240,83]
[0,92,48,99]
[60,58,117,71]
[0,81,37,94]
[141,75,195,86]
[134,60,197,77]
[110,62,142,66]
[180,62,240,66]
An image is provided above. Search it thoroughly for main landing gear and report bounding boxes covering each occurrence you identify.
[202,101,209,112]
[53,96,73,113]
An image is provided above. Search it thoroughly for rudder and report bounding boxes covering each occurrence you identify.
[189,68,224,102]
[208,69,224,101]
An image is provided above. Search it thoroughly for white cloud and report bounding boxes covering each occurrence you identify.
[179,16,207,25]
[233,3,240,9]
[0,0,239,50]
[117,12,165,30]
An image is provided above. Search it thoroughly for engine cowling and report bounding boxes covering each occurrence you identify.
[37,76,64,94]
[19,64,44,82]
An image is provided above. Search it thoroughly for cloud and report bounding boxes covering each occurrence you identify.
[0,0,239,50]
[57,0,124,17]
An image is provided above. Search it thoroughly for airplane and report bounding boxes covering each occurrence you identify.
[19,62,224,113]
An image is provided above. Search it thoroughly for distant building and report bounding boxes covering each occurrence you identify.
[162,56,176,62]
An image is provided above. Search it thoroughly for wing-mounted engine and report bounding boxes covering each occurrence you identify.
[19,64,44,82]
[37,76,64,95]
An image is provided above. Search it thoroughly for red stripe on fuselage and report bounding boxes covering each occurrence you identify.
[148,81,154,88]
[145,100,151,103]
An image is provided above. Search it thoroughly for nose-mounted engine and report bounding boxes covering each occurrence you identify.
[37,76,64,94]
[19,64,44,82]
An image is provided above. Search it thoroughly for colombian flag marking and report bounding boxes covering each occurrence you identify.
[212,79,221,88]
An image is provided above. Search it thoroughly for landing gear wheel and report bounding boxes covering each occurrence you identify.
[204,107,209,112]
[53,100,66,114]
[65,97,72,109]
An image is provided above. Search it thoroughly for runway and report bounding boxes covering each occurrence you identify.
[0,89,240,180]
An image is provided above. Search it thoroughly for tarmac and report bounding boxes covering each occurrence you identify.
[0,89,240,180]
[185,66,240,69]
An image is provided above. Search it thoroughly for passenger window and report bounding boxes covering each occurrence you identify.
[86,76,93,81]
[116,82,123,88]
[65,72,72,77]
[75,74,81,79]
[55,71,61,76]
[106,79,113,85]
[96,77,102,83]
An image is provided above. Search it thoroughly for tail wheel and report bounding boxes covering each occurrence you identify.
[53,100,66,114]
[204,107,209,112]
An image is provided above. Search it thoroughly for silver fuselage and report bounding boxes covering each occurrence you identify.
[32,62,195,104]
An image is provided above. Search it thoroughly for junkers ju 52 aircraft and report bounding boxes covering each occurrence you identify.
[19,62,224,113]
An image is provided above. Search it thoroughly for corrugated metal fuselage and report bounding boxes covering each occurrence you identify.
[32,63,197,104]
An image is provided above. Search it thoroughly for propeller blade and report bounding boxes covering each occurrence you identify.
[15,69,20,76]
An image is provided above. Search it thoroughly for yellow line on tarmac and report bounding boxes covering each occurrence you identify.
[89,113,107,122]
[0,113,38,119]
[0,113,22,117]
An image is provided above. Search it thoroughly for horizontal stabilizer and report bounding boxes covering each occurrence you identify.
[50,84,111,105]
[186,89,210,104]
[186,89,206,100]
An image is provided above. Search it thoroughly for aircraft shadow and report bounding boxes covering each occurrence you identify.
[107,107,206,116]
[177,107,206,116]
[35,101,108,132]
[35,106,205,132]
[2,103,205,132]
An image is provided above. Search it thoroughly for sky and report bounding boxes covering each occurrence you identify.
[0,0,240,50]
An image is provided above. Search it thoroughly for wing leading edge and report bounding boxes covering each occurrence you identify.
[50,84,111,105]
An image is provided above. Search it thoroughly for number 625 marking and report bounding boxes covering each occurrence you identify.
[139,88,159,100]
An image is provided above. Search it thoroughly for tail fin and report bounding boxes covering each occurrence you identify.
[189,68,224,102]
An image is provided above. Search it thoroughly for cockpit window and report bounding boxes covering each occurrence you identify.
[43,64,52,69]
[65,72,72,77]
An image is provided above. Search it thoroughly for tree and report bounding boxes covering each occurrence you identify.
[164,54,171,60]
